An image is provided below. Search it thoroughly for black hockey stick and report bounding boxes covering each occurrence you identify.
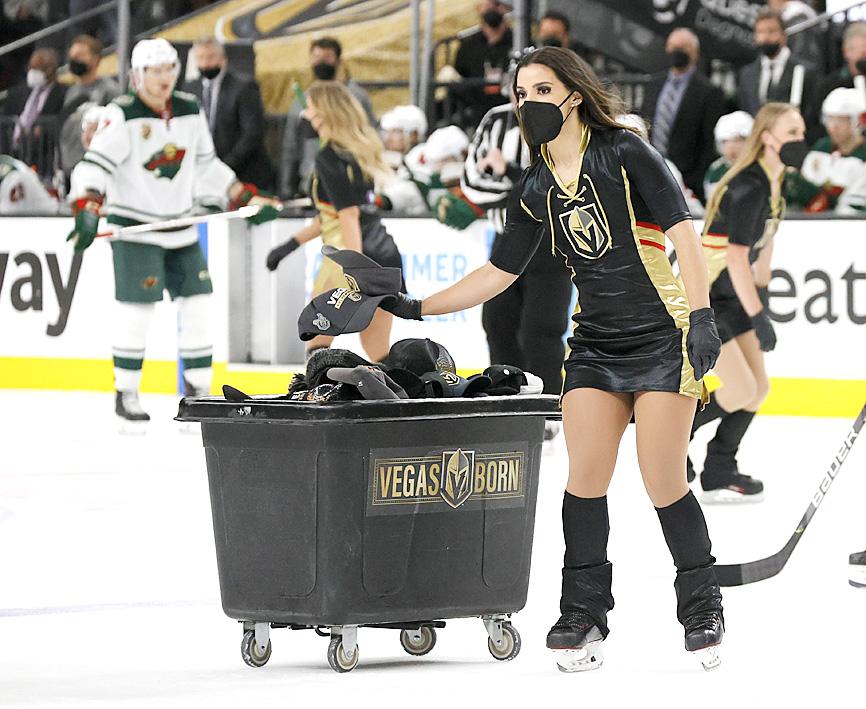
[715,401,866,587]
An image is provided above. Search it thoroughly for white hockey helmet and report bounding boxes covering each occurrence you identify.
[380,105,428,139]
[714,111,754,145]
[422,125,469,164]
[822,87,865,124]
[130,38,180,86]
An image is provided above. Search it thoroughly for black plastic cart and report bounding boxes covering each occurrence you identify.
[177,394,560,672]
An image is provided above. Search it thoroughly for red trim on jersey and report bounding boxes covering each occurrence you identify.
[639,238,666,252]
[635,221,663,232]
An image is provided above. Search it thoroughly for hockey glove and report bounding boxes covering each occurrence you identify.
[233,183,282,225]
[434,189,484,231]
[686,307,721,381]
[380,293,423,320]
[751,310,777,352]
[66,195,102,253]
[266,237,300,271]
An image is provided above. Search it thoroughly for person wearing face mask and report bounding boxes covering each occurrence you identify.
[0,47,66,173]
[786,87,866,212]
[736,9,819,140]
[641,28,725,203]
[278,37,375,199]
[334,46,725,671]
[689,103,807,501]
[535,10,572,51]
[451,1,513,127]
[184,37,273,190]
[817,22,866,120]
[58,34,120,182]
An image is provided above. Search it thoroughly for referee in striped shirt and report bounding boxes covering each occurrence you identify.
[462,101,572,432]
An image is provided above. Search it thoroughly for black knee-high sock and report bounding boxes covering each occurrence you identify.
[691,392,728,435]
[561,492,614,635]
[703,409,756,475]
[656,491,722,623]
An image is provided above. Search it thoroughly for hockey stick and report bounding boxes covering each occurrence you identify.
[95,198,313,238]
[715,401,866,586]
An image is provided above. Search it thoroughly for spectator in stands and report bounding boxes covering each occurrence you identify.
[767,0,824,71]
[0,47,66,171]
[641,27,725,202]
[2,1,49,88]
[818,22,866,107]
[63,34,118,108]
[535,10,572,49]
[278,36,374,199]
[786,87,866,212]
[704,111,754,203]
[451,1,512,128]
[58,34,120,176]
[184,37,274,190]
[736,9,819,138]
[69,0,117,45]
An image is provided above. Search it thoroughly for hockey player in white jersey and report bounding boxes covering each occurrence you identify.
[0,155,59,214]
[67,38,279,425]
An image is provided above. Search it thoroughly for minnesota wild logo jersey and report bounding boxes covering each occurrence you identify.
[144,143,186,179]
[69,90,236,247]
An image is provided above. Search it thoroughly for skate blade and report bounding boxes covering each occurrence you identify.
[117,419,149,435]
[700,489,764,505]
[849,565,866,588]
[690,644,721,671]
[552,642,603,673]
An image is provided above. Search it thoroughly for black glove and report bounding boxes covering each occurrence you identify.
[686,307,721,381]
[757,286,769,310]
[751,310,777,352]
[266,237,300,271]
[380,292,423,320]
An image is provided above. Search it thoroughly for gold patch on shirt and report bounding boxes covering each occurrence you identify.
[141,124,151,140]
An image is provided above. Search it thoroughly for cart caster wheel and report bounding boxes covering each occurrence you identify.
[400,627,437,656]
[327,636,359,673]
[240,629,272,668]
[488,623,521,661]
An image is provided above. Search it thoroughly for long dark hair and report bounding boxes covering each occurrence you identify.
[512,46,635,161]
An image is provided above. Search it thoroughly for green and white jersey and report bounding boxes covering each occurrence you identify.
[0,155,59,214]
[703,156,732,205]
[70,91,236,247]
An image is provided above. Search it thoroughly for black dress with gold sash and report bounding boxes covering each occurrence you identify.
[490,126,703,399]
[701,160,783,343]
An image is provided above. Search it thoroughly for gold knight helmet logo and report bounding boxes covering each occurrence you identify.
[559,175,612,260]
[440,449,474,509]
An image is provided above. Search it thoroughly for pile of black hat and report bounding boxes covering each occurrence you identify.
[231,338,542,403]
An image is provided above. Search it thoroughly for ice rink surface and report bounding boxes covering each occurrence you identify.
[1,389,863,708]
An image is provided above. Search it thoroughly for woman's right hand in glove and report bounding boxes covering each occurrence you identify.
[751,310,777,352]
[266,237,300,271]
[380,293,423,320]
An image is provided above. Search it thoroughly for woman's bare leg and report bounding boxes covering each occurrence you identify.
[359,309,393,362]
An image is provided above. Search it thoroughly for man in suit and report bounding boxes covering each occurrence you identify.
[184,37,274,190]
[0,47,66,174]
[818,22,866,109]
[641,28,725,203]
[737,8,820,139]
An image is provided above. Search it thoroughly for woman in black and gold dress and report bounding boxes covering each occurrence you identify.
[690,103,806,503]
[376,47,725,671]
[266,81,404,361]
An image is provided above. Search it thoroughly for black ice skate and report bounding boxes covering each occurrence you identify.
[546,611,605,672]
[115,390,150,432]
[700,466,764,504]
[683,610,723,671]
[849,550,866,588]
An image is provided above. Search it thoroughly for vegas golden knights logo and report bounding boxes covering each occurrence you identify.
[559,175,612,260]
[441,449,473,508]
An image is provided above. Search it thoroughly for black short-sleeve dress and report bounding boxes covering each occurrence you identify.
[490,125,704,401]
[701,159,783,343]
[311,144,405,294]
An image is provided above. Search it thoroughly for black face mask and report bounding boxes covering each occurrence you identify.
[855,58,866,76]
[518,91,575,147]
[668,48,690,70]
[778,139,809,169]
[68,59,90,76]
[312,62,337,81]
[758,42,781,58]
[199,66,221,81]
[539,36,562,48]
[482,9,504,29]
